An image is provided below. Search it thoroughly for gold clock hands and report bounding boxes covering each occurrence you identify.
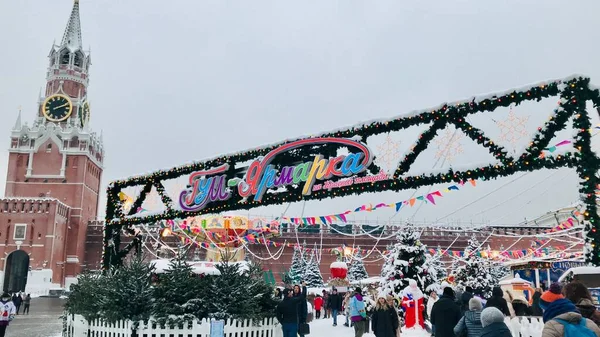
[53,103,69,110]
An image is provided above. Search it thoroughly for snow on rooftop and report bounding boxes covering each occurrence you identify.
[558,266,600,283]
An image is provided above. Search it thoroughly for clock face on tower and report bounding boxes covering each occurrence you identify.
[43,94,73,122]
[79,101,90,127]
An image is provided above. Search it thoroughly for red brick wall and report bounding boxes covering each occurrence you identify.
[0,199,69,284]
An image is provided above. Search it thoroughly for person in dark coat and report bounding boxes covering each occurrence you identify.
[275,288,283,300]
[11,294,21,315]
[562,281,600,326]
[431,287,462,337]
[293,284,308,337]
[485,287,510,316]
[372,294,399,337]
[480,307,512,337]
[531,288,543,316]
[454,297,483,337]
[328,288,343,326]
[459,286,474,314]
[322,290,330,319]
[277,286,307,337]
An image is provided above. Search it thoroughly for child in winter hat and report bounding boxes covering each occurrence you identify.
[539,283,564,311]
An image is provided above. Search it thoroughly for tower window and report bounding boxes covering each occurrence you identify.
[46,143,52,153]
[60,50,70,65]
[74,52,84,68]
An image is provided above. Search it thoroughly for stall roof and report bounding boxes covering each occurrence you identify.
[150,259,249,276]
[350,276,383,285]
[558,266,600,283]
[499,274,533,286]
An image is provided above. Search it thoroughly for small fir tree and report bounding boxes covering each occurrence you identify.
[288,246,307,284]
[152,254,207,324]
[303,250,324,287]
[101,256,155,325]
[205,261,258,320]
[453,235,495,298]
[65,271,105,321]
[348,248,369,282]
[246,261,279,319]
[380,224,428,297]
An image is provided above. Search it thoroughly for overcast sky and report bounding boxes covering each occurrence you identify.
[1,0,600,226]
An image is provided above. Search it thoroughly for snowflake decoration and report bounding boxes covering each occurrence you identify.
[168,179,188,200]
[434,129,464,162]
[375,134,401,172]
[495,106,530,148]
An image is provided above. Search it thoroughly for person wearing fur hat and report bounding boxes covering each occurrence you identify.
[540,283,600,337]
[0,293,16,337]
[480,307,512,337]
[454,297,483,337]
[372,294,399,337]
[431,287,461,337]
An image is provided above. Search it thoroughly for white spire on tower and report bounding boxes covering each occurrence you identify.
[61,0,83,50]
[13,107,22,131]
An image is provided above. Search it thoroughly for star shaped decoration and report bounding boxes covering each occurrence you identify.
[496,106,530,149]
[433,129,464,162]
[375,134,401,172]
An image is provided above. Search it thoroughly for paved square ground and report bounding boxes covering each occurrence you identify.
[7,298,65,337]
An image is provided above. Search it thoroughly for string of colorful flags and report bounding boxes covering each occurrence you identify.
[282,179,477,225]
[546,212,581,233]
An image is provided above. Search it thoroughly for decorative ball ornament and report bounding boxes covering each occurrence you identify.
[330,261,348,279]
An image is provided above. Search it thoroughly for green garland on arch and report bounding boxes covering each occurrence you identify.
[103,76,600,269]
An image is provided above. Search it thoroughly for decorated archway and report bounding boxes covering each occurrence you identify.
[103,76,600,269]
[3,250,30,292]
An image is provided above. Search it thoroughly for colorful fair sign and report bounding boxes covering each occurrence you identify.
[179,137,376,212]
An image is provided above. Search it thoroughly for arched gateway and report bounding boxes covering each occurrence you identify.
[3,250,30,292]
[103,75,600,268]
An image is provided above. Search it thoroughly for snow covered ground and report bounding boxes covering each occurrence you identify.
[309,315,430,337]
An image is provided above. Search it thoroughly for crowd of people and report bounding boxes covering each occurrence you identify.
[276,284,400,337]
[428,282,600,337]
[275,280,600,337]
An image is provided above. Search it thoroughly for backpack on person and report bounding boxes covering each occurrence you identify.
[554,318,596,337]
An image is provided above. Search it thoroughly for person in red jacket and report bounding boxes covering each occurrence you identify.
[314,295,324,319]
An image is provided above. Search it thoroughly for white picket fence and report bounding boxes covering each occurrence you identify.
[505,316,544,337]
[64,313,283,337]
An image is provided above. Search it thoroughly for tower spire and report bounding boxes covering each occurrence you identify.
[13,107,22,131]
[61,0,83,50]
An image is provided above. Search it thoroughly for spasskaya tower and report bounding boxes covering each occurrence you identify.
[0,0,103,292]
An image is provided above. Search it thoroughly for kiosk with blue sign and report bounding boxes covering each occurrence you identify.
[510,260,586,288]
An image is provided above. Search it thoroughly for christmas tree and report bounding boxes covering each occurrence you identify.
[303,250,324,287]
[65,271,105,321]
[453,235,495,298]
[380,224,428,297]
[246,261,280,319]
[152,254,208,324]
[380,243,394,277]
[422,254,442,292]
[490,262,510,284]
[288,245,307,284]
[348,248,369,282]
[102,256,156,324]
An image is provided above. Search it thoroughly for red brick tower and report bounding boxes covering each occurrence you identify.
[0,0,103,292]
